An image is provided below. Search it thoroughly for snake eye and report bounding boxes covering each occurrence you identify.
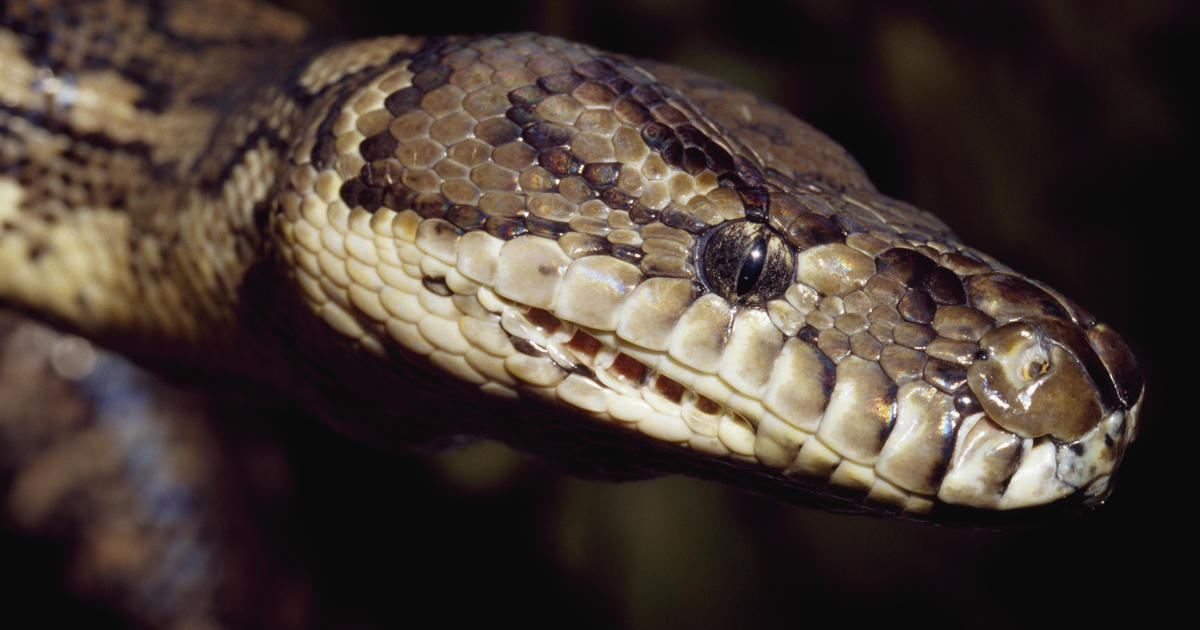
[699,220,794,305]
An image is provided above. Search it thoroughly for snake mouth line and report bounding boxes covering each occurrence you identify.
[481,292,1136,515]
[488,298,951,513]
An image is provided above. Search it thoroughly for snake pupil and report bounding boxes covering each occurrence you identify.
[700,220,794,305]
[736,236,767,296]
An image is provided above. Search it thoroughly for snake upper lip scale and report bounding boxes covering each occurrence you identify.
[0,1,1142,523]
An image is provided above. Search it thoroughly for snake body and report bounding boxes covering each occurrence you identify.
[0,0,1143,522]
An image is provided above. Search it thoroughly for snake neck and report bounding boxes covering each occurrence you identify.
[0,1,326,369]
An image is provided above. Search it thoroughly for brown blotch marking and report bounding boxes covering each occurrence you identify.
[898,289,936,324]
[507,85,547,105]
[610,352,647,384]
[538,72,584,93]
[660,208,707,233]
[505,104,540,127]
[695,395,721,415]
[612,96,651,125]
[876,248,936,285]
[412,64,452,91]
[523,121,573,150]
[539,148,583,176]
[485,215,528,240]
[566,329,602,358]
[582,162,620,188]
[524,215,570,238]
[923,266,966,305]
[654,375,685,404]
[525,307,561,333]
[446,204,486,230]
[360,131,398,162]
[385,86,422,116]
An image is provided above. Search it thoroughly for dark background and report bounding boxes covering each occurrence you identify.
[5,1,1192,628]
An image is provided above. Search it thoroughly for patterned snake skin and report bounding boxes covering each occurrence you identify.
[0,0,1143,534]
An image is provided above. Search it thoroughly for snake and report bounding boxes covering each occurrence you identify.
[0,0,1143,527]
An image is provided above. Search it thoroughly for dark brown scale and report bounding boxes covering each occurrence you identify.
[507,85,546,105]
[675,124,709,147]
[612,96,652,125]
[357,186,383,212]
[660,140,684,168]
[797,325,820,344]
[339,178,366,208]
[475,118,521,145]
[524,215,570,238]
[407,49,440,73]
[581,162,620,188]
[629,204,660,224]
[654,376,685,404]
[875,248,935,284]
[630,83,666,106]
[525,308,562,333]
[485,215,528,239]
[412,193,448,218]
[383,186,416,212]
[505,104,540,127]
[641,123,676,150]
[651,104,688,125]
[703,140,735,173]
[522,122,573,150]
[922,266,967,304]
[694,395,721,415]
[384,86,422,116]
[599,188,637,210]
[411,64,452,91]
[537,72,583,93]
[732,156,764,187]
[924,358,968,394]
[612,245,645,264]
[610,353,647,384]
[965,273,1070,323]
[783,212,843,249]
[538,148,583,176]
[566,329,602,358]
[737,186,769,221]
[570,81,617,106]
[898,289,936,324]
[660,208,708,233]
[359,132,397,162]
[446,204,486,231]
[681,147,708,175]
[511,336,548,357]
[573,59,614,79]
[605,76,635,95]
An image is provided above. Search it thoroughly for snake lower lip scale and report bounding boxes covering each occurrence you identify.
[0,2,1143,523]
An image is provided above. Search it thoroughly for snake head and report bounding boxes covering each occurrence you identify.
[939,274,1144,511]
[272,33,1142,521]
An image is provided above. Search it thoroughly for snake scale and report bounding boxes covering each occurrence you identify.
[0,0,1143,542]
